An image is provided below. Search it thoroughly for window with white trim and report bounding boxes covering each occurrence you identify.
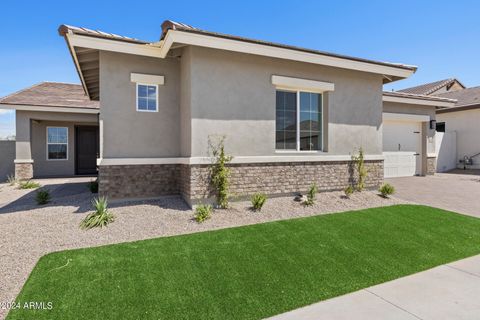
[136,84,158,112]
[276,90,323,151]
[47,127,68,160]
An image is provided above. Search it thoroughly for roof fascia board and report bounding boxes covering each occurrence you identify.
[163,30,415,78]
[67,33,163,58]
[437,104,480,114]
[382,95,455,108]
[0,103,100,114]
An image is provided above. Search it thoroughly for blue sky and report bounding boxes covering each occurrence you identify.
[1,0,479,137]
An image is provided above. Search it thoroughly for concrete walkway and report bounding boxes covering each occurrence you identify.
[268,254,480,320]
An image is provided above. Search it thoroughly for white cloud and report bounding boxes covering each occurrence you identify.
[0,109,13,115]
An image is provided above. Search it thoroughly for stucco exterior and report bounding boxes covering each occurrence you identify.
[0,140,15,181]
[437,109,480,168]
[184,46,383,157]
[99,51,181,158]
[98,46,384,160]
[15,110,97,177]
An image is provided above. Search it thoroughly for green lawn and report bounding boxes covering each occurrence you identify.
[8,205,480,320]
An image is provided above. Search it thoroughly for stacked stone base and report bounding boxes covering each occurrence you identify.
[99,160,384,206]
[427,157,436,175]
[99,164,180,199]
[15,162,33,180]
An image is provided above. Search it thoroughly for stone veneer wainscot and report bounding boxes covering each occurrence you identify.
[99,160,384,206]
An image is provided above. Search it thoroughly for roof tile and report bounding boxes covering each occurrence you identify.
[0,82,99,109]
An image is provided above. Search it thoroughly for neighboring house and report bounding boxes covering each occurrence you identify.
[0,82,99,178]
[0,20,454,205]
[399,78,480,171]
[398,78,465,96]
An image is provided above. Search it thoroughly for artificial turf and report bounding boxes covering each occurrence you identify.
[8,205,480,319]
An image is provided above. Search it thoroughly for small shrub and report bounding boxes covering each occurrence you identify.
[19,180,40,189]
[7,174,17,186]
[352,147,368,192]
[88,179,98,193]
[379,183,395,198]
[80,197,114,230]
[251,193,267,211]
[344,185,354,198]
[209,136,233,209]
[194,204,212,223]
[303,183,318,206]
[35,189,51,205]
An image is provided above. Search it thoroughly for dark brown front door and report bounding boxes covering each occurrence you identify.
[75,126,99,175]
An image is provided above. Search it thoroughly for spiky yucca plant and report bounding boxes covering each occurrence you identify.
[80,197,114,230]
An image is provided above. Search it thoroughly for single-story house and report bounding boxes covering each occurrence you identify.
[0,20,456,205]
[399,78,480,171]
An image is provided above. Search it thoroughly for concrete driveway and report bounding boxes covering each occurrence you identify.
[386,170,480,217]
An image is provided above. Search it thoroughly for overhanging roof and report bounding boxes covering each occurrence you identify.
[383,91,457,108]
[0,82,99,113]
[59,21,418,99]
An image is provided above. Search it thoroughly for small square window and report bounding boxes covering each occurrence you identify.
[436,122,445,132]
[137,84,158,112]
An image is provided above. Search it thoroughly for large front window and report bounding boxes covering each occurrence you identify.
[47,127,68,160]
[276,90,323,151]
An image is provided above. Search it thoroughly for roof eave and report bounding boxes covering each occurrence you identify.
[383,92,457,108]
[161,29,417,79]
[60,30,91,100]
[0,103,100,114]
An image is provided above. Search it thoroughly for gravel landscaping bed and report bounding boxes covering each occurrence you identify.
[0,178,407,319]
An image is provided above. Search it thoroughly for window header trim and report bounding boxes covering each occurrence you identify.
[272,75,334,93]
[131,73,165,85]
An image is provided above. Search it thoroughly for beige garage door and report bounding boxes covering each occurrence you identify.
[383,120,422,178]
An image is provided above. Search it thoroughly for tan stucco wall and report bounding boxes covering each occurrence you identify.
[181,46,384,157]
[179,47,192,157]
[0,140,15,181]
[99,51,181,158]
[15,110,97,177]
[98,46,388,159]
[437,109,480,165]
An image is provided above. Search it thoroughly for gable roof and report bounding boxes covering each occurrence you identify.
[398,78,465,95]
[0,82,99,111]
[435,86,480,107]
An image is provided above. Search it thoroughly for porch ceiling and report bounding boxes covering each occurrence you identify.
[73,47,100,101]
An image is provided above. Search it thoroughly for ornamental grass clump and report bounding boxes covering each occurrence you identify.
[251,193,267,212]
[303,183,318,206]
[35,189,51,205]
[7,174,17,186]
[195,204,212,223]
[80,197,114,230]
[19,180,40,189]
[379,183,395,198]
